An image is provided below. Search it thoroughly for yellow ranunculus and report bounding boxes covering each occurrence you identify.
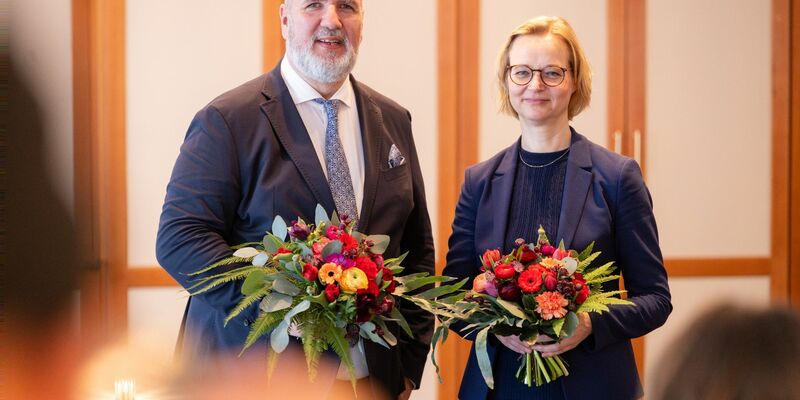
[339,267,369,293]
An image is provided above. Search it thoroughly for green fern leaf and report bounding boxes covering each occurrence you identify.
[224,286,271,325]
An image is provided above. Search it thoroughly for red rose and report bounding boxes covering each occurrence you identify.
[324,284,340,302]
[302,264,319,281]
[575,285,590,304]
[355,257,378,280]
[494,263,516,280]
[385,280,396,294]
[377,296,395,315]
[381,267,393,282]
[340,233,358,252]
[358,280,380,297]
[520,246,538,263]
[482,249,501,268]
[498,282,522,302]
[518,269,543,293]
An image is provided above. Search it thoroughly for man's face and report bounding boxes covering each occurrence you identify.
[281,0,364,85]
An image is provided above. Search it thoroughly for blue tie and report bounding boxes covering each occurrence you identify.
[314,98,358,222]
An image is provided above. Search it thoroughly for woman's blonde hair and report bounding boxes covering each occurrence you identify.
[496,16,592,120]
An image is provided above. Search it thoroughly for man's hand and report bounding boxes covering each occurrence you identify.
[495,334,533,354]
[397,377,414,400]
[532,312,593,357]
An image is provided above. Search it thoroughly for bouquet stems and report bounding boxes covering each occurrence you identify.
[520,351,569,387]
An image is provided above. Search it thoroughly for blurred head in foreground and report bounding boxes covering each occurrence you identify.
[651,303,800,400]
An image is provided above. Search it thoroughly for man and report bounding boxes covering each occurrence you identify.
[155,0,434,398]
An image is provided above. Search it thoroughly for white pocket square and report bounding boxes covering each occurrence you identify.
[388,144,405,168]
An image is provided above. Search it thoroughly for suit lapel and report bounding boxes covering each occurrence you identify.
[555,131,592,248]
[259,66,337,214]
[477,142,519,252]
[351,78,382,232]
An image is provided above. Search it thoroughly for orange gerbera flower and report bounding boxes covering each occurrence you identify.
[534,291,569,320]
[318,262,342,285]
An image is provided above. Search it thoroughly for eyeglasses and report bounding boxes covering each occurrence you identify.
[507,65,569,87]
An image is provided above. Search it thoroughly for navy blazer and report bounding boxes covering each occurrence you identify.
[156,63,435,396]
[443,130,671,400]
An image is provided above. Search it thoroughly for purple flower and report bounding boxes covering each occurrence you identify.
[288,220,310,240]
[325,253,355,268]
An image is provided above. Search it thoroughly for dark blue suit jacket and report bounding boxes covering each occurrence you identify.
[443,130,672,400]
[156,63,435,396]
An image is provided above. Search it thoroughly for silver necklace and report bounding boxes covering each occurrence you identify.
[518,148,570,168]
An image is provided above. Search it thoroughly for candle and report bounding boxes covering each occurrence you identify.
[114,379,136,400]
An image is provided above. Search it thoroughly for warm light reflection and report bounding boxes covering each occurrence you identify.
[114,379,136,400]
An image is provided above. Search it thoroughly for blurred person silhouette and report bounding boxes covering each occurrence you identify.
[651,303,800,400]
[3,53,83,398]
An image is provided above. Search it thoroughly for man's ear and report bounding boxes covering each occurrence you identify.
[279,3,289,40]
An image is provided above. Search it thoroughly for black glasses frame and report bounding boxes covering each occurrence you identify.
[507,65,569,87]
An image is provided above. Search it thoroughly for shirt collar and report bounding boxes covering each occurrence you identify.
[280,56,355,108]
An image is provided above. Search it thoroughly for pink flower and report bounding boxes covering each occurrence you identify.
[535,291,569,320]
[484,278,498,297]
[472,273,488,293]
[311,237,331,257]
[553,248,571,260]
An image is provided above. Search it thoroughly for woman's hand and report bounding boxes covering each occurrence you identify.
[495,334,533,354]
[532,312,593,357]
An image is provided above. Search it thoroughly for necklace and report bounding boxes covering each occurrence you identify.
[518,148,570,168]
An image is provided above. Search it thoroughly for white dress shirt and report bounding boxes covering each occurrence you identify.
[280,57,365,219]
[280,57,369,380]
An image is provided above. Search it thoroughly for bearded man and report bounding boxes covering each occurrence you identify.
[156,1,434,398]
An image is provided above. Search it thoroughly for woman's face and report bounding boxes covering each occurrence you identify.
[507,34,575,127]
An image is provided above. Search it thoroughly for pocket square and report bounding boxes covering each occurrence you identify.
[388,144,406,168]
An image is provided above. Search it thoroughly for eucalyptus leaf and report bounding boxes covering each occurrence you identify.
[321,240,342,259]
[241,270,268,295]
[270,319,290,353]
[476,327,495,389]
[561,312,579,339]
[495,298,528,320]
[263,234,279,253]
[272,276,300,296]
[252,252,269,267]
[375,319,397,346]
[260,293,293,312]
[315,204,329,225]
[331,210,341,226]
[359,321,389,348]
[368,234,391,254]
[563,257,578,274]
[233,247,260,258]
[272,216,288,241]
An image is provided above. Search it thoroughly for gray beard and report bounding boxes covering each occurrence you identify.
[286,29,358,84]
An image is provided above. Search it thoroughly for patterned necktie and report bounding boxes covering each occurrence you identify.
[314,98,359,223]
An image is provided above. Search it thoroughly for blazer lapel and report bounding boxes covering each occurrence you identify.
[259,66,337,215]
[351,78,382,232]
[476,142,519,252]
[555,130,593,248]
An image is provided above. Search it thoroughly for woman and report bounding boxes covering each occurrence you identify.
[443,16,672,400]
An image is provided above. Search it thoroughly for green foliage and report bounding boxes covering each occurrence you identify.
[240,310,286,355]
[224,285,271,325]
[188,266,262,295]
[582,261,616,282]
[187,256,251,276]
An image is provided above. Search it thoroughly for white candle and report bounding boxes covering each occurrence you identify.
[114,379,136,400]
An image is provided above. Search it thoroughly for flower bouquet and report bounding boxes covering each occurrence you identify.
[412,227,633,388]
[187,205,461,392]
